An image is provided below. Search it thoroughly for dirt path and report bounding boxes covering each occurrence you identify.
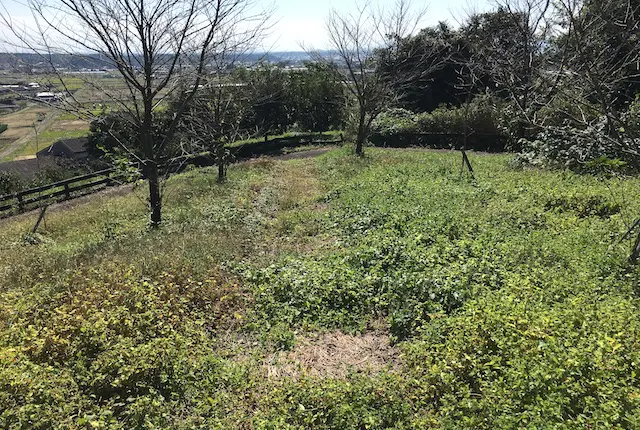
[242,147,334,162]
[278,148,333,160]
[0,147,336,224]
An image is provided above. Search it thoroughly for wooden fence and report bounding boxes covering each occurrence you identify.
[1,130,512,217]
[0,167,121,216]
[0,133,345,217]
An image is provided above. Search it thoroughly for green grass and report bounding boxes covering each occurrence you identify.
[1,148,640,428]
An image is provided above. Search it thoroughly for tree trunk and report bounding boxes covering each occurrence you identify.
[142,98,162,227]
[355,110,366,156]
[148,163,162,227]
[216,144,226,182]
[217,163,224,182]
[355,134,364,156]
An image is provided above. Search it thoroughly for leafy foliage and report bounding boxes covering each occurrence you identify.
[234,64,346,136]
[516,122,640,173]
[0,171,23,195]
[288,63,346,132]
[87,111,175,160]
[2,149,640,427]
[377,23,477,112]
[370,95,507,150]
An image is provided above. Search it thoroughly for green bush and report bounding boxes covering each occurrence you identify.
[0,123,7,134]
[402,292,640,428]
[370,95,507,150]
[0,171,23,195]
[0,263,249,428]
[516,98,640,173]
[516,122,640,173]
[536,96,600,128]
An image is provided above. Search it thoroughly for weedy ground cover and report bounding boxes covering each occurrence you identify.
[1,148,640,428]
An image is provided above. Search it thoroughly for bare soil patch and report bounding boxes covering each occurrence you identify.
[265,331,400,379]
[0,106,51,139]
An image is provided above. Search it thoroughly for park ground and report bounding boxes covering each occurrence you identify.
[1,148,640,428]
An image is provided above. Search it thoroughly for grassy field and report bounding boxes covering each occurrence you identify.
[1,148,640,428]
[0,74,131,161]
[0,74,179,161]
[0,106,91,161]
[0,106,53,154]
[10,122,90,160]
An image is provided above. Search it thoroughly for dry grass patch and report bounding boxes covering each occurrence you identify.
[265,331,400,379]
[49,118,90,132]
[0,106,52,140]
[265,159,338,256]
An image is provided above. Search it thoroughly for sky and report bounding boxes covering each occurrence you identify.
[268,0,490,51]
[1,0,492,52]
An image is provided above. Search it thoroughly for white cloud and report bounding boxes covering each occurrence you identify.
[264,17,327,51]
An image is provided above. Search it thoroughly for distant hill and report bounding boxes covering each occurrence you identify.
[0,51,322,73]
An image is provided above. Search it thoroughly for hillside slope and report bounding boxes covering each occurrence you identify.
[1,148,640,428]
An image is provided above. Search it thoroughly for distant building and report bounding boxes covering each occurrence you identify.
[0,85,21,94]
[37,137,90,160]
[35,92,58,101]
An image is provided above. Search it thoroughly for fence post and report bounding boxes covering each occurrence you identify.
[16,194,24,211]
[64,183,71,199]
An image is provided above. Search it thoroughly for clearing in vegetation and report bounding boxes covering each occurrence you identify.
[1,148,640,428]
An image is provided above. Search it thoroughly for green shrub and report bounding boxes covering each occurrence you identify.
[516,122,640,173]
[517,97,640,172]
[370,95,506,150]
[536,96,600,128]
[0,263,248,427]
[0,123,7,134]
[0,171,23,195]
[402,291,640,428]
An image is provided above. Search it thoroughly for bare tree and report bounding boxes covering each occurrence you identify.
[462,0,552,138]
[552,0,640,138]
[1,0,271,226]
[176,26,267,184]
[319,0,433,156]
[179,60,251,182]
[524,0,640,262]
[555,0,640,263]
